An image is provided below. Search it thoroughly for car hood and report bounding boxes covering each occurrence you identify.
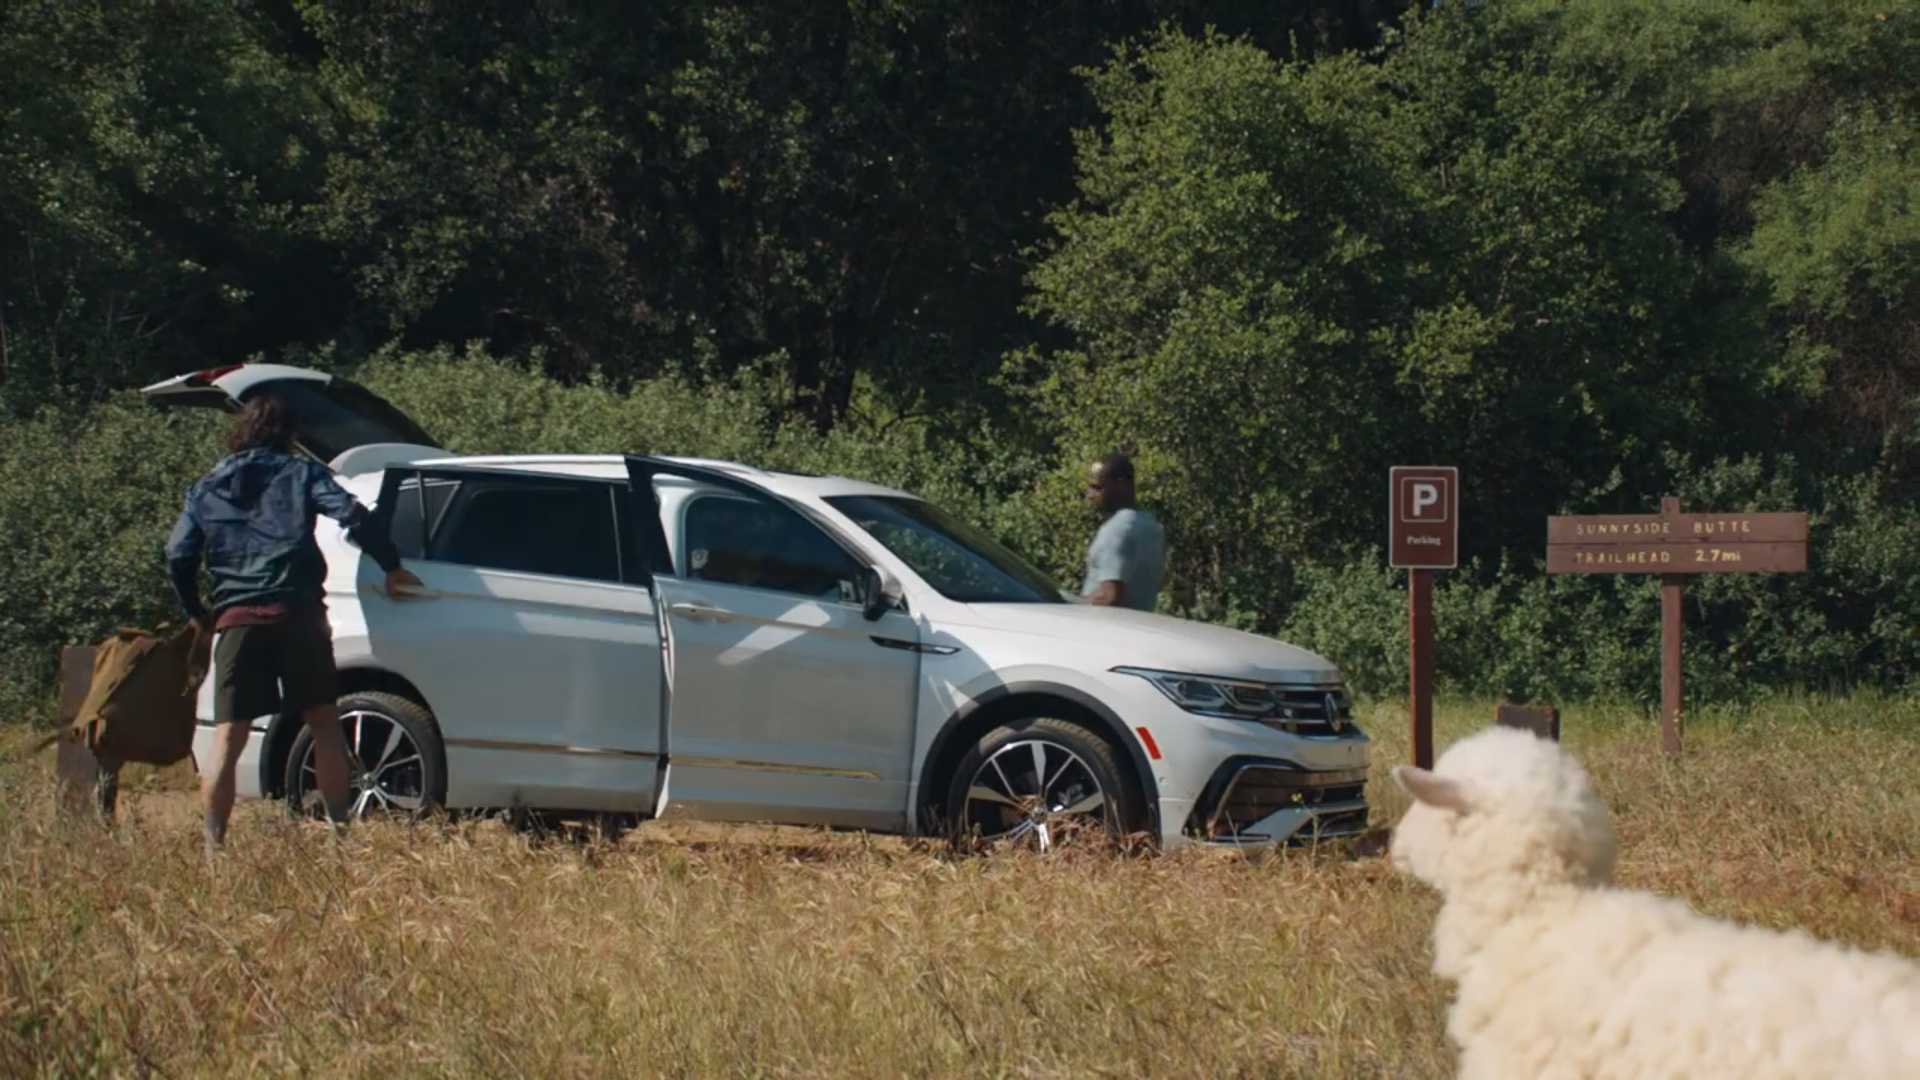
[953,602,1342,685]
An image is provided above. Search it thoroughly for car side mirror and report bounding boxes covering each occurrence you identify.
[860,565,892,621]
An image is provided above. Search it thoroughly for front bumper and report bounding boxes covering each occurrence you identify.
[1183,758,1371,845]
[1102,674,1372,849]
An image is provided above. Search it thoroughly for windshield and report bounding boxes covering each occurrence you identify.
[826,495,1064,604]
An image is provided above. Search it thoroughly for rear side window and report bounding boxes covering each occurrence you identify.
[682,494,860,601]
[430,478,622,582]
[386,474,464,560]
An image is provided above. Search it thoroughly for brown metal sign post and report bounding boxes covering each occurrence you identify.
[1547,497,1809,755]
[1391,466,1459,770]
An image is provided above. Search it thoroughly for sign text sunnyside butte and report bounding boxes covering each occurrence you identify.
[1545,511,1808,574]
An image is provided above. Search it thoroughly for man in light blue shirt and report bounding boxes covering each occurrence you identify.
[1081,452,1166,611]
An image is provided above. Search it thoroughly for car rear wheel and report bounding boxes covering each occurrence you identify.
[944,716,1145,851]
[284,691,445,821]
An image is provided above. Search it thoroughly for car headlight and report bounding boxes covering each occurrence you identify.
[1112,666,1353,731]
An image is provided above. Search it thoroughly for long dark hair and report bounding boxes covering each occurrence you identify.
[227,392,295,453]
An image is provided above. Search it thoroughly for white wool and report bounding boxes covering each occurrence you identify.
[1390,726,1920,1080]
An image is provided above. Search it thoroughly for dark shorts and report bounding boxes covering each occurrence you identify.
[212,611,337,724]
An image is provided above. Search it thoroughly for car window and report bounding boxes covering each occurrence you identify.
[386,473,463,560]
[681,493,861,602]
[430,478,622,582]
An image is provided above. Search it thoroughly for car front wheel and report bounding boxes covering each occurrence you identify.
[944,716,1146,851]
[284,691,446,821]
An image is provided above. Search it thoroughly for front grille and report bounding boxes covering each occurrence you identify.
[1217,766,1367,824]
[1191,764,1370,842]
[1252,686,1357,737]
[1297,806,1370,841]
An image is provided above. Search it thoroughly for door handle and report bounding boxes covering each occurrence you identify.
[871,636,959,655]
[670,602,732,623]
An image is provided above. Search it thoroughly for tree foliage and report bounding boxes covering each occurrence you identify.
[1013,2,1914,631]
[1022,7,1774,614]
[2,0,1407,423]
[0,0,334,408]
[3,0,1918,708]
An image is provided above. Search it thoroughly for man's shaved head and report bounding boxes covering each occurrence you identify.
[1086,451,1137,515]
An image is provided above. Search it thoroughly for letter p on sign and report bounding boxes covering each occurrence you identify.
[1409,481,1443,520]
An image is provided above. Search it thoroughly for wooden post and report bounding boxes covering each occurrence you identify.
[1658,495,1683,756]
[1409,568,1435,770]
[1660,578,1684,755]
[55,645,115,816]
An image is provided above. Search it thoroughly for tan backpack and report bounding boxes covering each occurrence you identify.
[38,624,211,768]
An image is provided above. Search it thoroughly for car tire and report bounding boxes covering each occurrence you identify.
[943,715,1146,850]
[283,691,446,821]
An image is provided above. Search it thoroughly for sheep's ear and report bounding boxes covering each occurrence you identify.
[1392,765,1473,814]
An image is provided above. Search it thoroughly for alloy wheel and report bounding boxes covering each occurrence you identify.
[294,708,427,818]
[961,738,1111,851]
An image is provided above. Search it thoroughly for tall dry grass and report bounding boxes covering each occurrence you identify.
[3,698,1917,1078]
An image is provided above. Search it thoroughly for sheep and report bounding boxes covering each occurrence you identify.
[1389,725,1920,1080]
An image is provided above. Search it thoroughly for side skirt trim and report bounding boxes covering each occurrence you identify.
[445,738,659,760]
[671,755,881,781]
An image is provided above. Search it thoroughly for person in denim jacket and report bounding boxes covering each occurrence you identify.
[166,392,422,852]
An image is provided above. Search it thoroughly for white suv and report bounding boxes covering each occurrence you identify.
[144,363,1370,849]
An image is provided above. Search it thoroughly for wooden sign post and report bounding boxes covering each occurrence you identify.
[55,645,114,817]
[1391,466,1459,769]
[1547,497,1808,755]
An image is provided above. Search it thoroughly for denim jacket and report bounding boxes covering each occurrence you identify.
[164,448,400,619]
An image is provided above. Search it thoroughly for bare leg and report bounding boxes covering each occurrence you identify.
[303,701,354,825]
[200,722,252,851]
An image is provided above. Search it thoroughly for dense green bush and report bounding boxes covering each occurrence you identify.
[0,401,224,721]
[1278,457,1920,703]
[0,347,1056,719]
[351,344,1054,537]
[3,349,1916,722]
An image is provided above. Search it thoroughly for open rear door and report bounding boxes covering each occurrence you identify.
[141,363,440,468]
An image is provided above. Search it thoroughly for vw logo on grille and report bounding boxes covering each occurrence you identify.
[1325,692,1346,732]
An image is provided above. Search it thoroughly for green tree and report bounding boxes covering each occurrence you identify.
[1740,108,1919,490]
[0,0,339,414]
[1518,0,1920,483]
[3,0,1413,427]
[299,1,1414,429]
[1021,7,1763,624]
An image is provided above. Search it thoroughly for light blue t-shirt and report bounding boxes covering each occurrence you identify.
[1082,508,1166,611]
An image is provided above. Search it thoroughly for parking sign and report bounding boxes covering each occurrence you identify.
[1389,466,1458,569]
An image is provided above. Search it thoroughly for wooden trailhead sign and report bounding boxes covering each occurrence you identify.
[1547,497,1809,755]
[1547,508,1807,575]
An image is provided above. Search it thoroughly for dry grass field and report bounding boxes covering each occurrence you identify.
[4,698,1917,1078]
